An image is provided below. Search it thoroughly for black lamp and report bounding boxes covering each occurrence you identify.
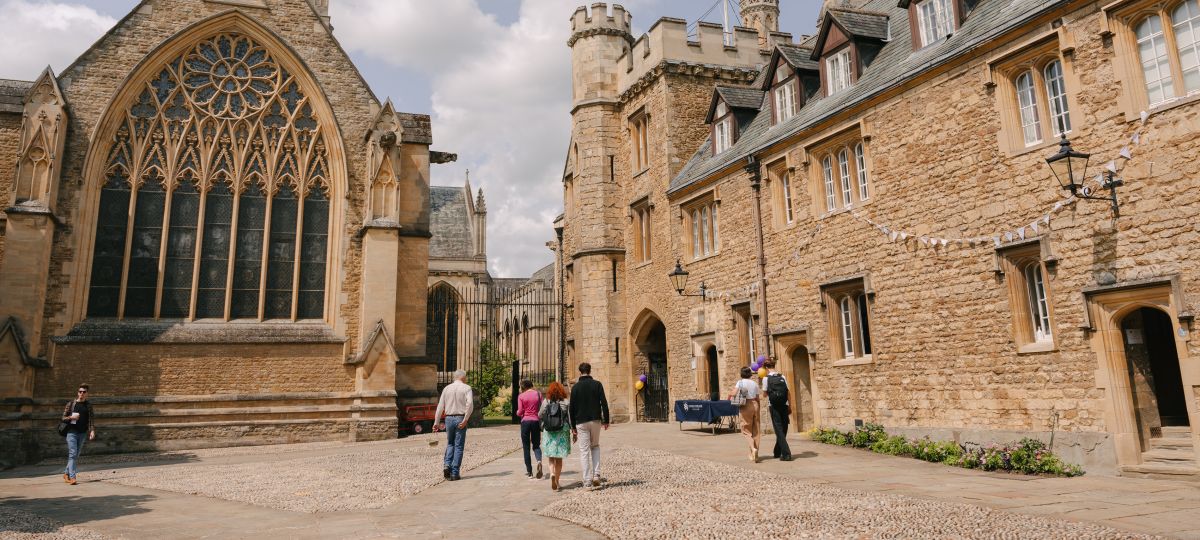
[669,260,706,299]
[1045,131,1124,218]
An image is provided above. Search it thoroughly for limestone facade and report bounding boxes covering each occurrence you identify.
[562,0,1200,474]
[0,0,449,465]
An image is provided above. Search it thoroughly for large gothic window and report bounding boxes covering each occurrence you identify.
[426,284,459,372]
[86,32,331,321]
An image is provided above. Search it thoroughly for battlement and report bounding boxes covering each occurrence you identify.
[569,3,633,45]
[616,17,773,95]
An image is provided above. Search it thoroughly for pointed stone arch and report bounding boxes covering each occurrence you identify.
[70,10,349,326]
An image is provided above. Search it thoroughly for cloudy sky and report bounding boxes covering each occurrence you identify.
[0,0,820,277]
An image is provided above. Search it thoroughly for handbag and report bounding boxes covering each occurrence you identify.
[57,400,73,436]
[729,383,746,406]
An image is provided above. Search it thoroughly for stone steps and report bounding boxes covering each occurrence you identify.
[1121,463,1200,482]
[1160,426,1192,439]
[1149,437,1194,450]
[1142,447,1197,464]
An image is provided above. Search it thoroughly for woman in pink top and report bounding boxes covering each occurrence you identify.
[515,379,544,479]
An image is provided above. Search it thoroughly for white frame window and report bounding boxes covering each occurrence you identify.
[1137,15,1175,106]
[839,297,855,359]
[917,0,955,47]
[1043,60,1071,136]
[774,67,797,122]
[854,143,869,201]
[838,149,852,207]
[826,49,851,95]
[688,201,719,259]
[1016,71,1043,146]
[781,171,795,224]
[714,118,732,153]
[822,156,836,211]
[1174,0,1200,93]
[1023,262,1053,343]
[713,102,732,154]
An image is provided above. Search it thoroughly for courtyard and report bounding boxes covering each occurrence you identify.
[3,424,1199,539]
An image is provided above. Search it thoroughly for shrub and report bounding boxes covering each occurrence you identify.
[810,427,850,446]
[870,435,913,456]
[850,423,888,448]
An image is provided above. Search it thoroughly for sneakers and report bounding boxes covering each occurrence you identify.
[67,477,77,485]
[443,467,451,479]
[536,462,543,479]
[63,474,70,483]
[450,474,461,481]
[591,477,600,488]
[525,473,533,479]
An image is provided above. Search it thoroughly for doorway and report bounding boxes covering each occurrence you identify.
[790,346,813,431]
[635,316,670,422]
[705,346,720,401]
[1122,308,1189,442]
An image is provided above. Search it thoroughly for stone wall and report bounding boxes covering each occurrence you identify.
[0,112,20,263]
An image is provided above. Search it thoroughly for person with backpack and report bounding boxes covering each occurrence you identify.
[538,380,571,491]
[761,359,794,461]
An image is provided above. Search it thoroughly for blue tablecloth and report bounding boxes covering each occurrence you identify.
[674,400,740,424]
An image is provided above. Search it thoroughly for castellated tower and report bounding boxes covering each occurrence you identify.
[566,4,633,402]
[740,0,781,48]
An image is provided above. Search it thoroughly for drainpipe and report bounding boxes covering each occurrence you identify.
[744,156,771,361]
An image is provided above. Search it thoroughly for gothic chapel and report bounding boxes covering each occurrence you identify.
[0,0,449,463]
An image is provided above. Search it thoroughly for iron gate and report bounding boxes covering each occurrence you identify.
[426,281,563,417]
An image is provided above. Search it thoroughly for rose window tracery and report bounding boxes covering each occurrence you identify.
[87,30,333,322]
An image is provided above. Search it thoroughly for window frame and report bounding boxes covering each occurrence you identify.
[826,48,852,96]
[772,62,798,124]
[629,109,650,173]
[821,277,874,365]
[990,37,1077,154]
[631,199,653,264]
[1109,0,1200,118]
[712,101,734,155]
[997,240,1058,353]
[916,0,957,47]
[683,195,719,261]
[809,132,872,216]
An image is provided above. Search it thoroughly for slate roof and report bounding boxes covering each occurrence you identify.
[716,86,766,110]
[430,186,475,259]
[670,0,1061,194]
[827,8,891,41]
[0,79,32,114]
[528,263,555,286]
[777,44,819,72]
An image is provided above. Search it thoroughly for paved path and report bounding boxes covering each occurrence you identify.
[3,423,1199,538]
[607,423,1200,539]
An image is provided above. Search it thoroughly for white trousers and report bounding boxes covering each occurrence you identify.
[576,420,601,483]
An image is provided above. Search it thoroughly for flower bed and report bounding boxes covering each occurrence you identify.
[809,424,1084,477]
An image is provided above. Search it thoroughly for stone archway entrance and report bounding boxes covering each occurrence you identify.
[633,315,669,422]
[790,346,814,431]
[1122,308,1189,437]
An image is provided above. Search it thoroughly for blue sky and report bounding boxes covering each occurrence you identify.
[0,0,821,277]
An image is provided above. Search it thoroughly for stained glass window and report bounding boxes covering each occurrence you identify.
[86,31,332,322]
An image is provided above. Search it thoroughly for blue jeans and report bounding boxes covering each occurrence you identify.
[65,431,86,479]
[443,415,467,476]
[520,420,543,475]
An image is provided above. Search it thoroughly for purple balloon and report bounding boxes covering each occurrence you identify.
[638,374,648,383]
[757,355,768,363]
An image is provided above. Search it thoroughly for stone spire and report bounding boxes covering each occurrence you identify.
[740,0,780,48]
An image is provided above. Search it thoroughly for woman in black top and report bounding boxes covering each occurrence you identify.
[62,384,95,485]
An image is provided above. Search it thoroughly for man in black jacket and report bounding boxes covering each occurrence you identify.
[569,363,609,489]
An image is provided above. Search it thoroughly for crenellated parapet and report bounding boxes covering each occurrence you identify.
[568,3,634,47]
[616,17,774,96]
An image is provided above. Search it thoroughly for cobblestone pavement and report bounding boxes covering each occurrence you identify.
[539,447,1161,540]
[100,430,518,513]
[2,424,1199,539]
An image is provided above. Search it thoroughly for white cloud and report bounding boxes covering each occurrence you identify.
[0,0,115,79]
[335,0,570,278]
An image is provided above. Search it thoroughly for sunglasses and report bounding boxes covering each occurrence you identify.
[77,390,88,394]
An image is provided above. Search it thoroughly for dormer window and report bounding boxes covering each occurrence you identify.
[916,0,955,47]
[773,66,797,123]
[826,49,852,95]
[713,101,733,154]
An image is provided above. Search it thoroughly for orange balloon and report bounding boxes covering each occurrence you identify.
[757,367,768,378]
[634,380,645,391]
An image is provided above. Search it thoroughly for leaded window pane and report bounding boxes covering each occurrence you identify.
[1043,60,1071,136]
[231,187,266,319]
[1174,0,1200,93]
[822,156,836,211]
[87,172,131,317]
[1137,16,1174,105]
[265,187,298,319]
[298,189,328,319]
[197,181,233,318]
[1016,71,1042,145]
[160,179,200,318]
[125,177,165,318]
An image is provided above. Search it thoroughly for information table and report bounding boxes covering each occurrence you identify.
[673,400,740,434]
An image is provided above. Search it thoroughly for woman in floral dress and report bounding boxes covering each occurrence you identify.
[539,381,572,491]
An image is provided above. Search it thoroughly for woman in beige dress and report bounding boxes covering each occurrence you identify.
[729,366,761,463]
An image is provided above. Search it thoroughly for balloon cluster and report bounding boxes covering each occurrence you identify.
[634,373,647,391]
[751,355,768,378]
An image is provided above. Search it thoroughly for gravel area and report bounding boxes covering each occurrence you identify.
[37,438,402,467]
[538,448,1162,540]
[99,430,517,513]
[0,506,109,540]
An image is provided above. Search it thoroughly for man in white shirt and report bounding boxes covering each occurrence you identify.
[435,370,474,480]
[761,360,794,461]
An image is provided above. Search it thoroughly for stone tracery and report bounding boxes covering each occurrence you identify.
[87,31,332,321]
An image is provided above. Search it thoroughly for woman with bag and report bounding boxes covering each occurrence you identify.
[729,367,761,463]
[515,379,544,479]
[538,381,571,491]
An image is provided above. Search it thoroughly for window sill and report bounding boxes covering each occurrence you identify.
[819,202,869,220]
[832,355,873,367]
[690,252,720,264]
[1007,137,1063,158]
[1016,341,1056,355]
[632,259,653,270]
[1138,91,1200,122]
[55,319,343,345]
[632,168,650,180]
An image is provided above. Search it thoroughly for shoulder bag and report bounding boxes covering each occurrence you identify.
[729,383,746,406]
[57,400,73,437]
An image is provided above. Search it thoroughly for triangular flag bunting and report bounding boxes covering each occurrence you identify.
[1119,146,1132,159]
[1132,131,1141,144]
[1106,160,1117,172]
[1140,110,1149,123]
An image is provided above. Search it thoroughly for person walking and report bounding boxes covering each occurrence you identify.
[568,362,609,489]
[61,383,96,485]
[434,370,474,481]
[538,380,572,491]
[515,379,544,479]
[730,367,761,463]
[761,359,794,461]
